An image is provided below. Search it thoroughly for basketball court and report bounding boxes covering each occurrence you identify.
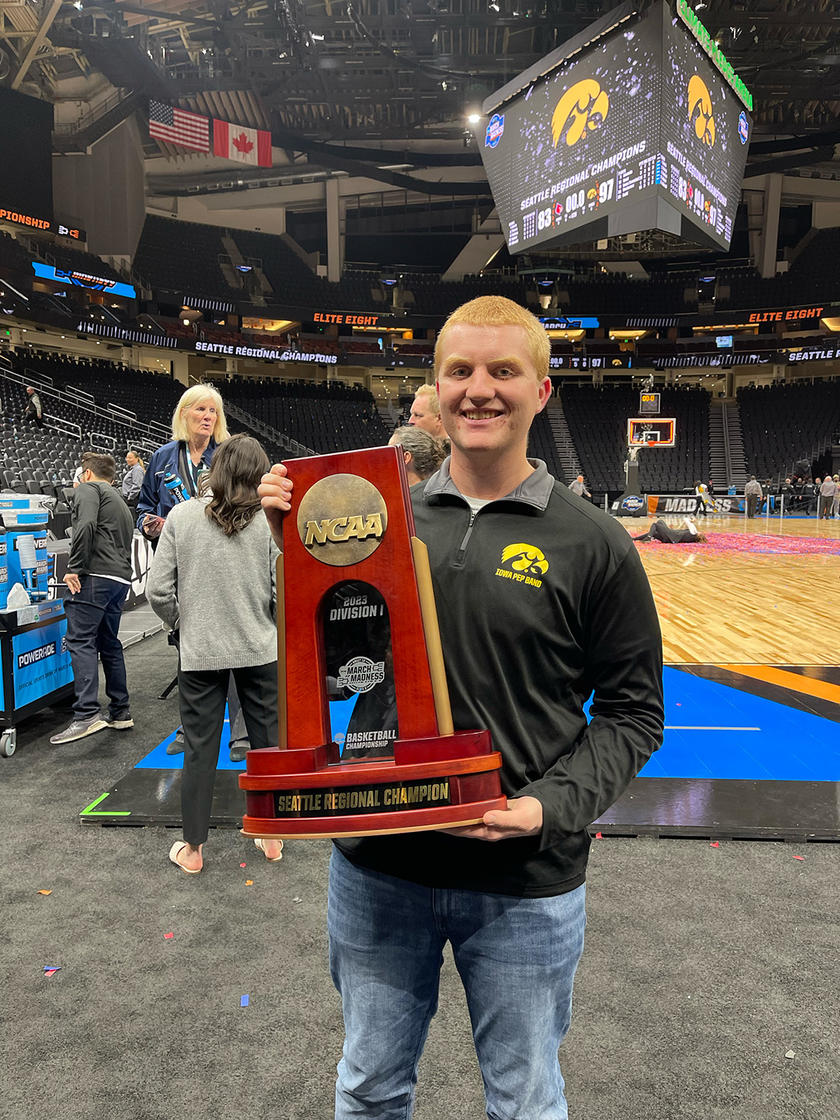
[80,481,840,844]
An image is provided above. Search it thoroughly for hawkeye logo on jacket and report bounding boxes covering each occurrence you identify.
[495,543,548,589]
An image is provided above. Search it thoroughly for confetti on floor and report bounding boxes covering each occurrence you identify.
[240,994,250,1007]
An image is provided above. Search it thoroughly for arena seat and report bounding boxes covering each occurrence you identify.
[737,380,840,480]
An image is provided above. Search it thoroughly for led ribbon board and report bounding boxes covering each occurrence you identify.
[31,261,136,298]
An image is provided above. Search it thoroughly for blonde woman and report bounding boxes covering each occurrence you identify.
[136,383,229,540]
[136,383,237,759]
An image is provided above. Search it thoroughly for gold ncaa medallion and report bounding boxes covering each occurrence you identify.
[297,474,388,567]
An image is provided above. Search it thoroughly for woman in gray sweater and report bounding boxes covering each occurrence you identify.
[148,434,284,873]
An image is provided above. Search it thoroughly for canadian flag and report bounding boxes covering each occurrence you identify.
[213,119,272,167]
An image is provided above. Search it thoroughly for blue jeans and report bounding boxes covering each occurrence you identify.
[64,575,129,720]
[328,847,586,1120]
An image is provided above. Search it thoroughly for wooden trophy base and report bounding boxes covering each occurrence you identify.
[239,729,506,840]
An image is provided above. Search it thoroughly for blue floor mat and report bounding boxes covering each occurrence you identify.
[136,668,840,782]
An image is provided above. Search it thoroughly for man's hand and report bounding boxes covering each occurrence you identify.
[64,573,81,595]
[259,463,293,546]
[142,515,164,539]
[440,796,543,842]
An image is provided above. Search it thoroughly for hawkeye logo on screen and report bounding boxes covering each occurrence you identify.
[688,75,715,148]
[552,79,609,148]
[495,543,549,589]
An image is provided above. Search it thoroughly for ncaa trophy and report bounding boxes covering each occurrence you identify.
[239,445,505,839]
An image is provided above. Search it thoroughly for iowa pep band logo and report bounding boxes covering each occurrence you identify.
[297,474,387,567]
[552,79,609,148]
[495,543,549,589]
[688,74,715,147]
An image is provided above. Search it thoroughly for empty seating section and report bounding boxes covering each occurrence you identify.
[561,385,710,493]
[133,215,235,298]
[11,349,183,430]
[42,243,124,283]
[0,231,123,285]
[562,273,694,316]
[404,274,528,317]
[717,232,840,308]
[527,412,566,484]
[0,374,106,496]
[737,380,840,480]
[219,377,390,454]
[228,229,325,305]
[0,231,34,275]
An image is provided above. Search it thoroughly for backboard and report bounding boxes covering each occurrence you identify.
[627,417,676,447]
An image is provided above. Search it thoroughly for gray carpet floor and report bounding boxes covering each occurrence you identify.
[2,632,838,1120]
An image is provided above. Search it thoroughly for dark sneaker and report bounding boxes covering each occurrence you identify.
[107,713,134,730]
[166,730,185,756]
[50,716,108,744]
[229,741,249,763]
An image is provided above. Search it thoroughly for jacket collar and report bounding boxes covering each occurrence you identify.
[422,457,554,511]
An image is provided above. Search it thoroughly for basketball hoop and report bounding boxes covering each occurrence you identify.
[646,440,656,448]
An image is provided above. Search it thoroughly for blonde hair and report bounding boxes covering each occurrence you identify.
[434,296,551,380]
[171,384,229,444]
[413,383,440,416]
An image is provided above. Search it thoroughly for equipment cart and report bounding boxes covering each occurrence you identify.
[0,498,73,756]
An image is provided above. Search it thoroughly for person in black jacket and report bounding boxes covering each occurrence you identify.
[633,518,707,543]
[259,295,664,1120]
[50,452,134,745]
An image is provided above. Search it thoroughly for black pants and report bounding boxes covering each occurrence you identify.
[64,576,129,720]
[178,661,278,845]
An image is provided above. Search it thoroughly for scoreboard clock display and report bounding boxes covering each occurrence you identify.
[478,0,751,253]
[639,392,661,414]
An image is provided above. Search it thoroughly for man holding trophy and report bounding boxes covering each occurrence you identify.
[260,296,664,1120]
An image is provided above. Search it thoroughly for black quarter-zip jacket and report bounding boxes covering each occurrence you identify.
[335,459,664,897]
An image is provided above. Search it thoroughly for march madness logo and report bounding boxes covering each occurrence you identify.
[495,543,549,589]
[485,113,505,148]
[688,75,715,147]
[552,79,609,148]
[336,656,385,694]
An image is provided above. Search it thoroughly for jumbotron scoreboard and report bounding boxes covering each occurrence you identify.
[478,0,752,252]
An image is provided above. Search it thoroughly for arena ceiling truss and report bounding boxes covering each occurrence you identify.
[1,0,840,209]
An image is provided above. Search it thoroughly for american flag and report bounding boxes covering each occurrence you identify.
[148,100,210,153]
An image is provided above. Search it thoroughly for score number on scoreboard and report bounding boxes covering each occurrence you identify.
[628,417,676,447]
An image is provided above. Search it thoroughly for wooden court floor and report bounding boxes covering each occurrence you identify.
[625,514,840,665]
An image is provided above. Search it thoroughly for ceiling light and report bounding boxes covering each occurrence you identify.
[467,112,481,125]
